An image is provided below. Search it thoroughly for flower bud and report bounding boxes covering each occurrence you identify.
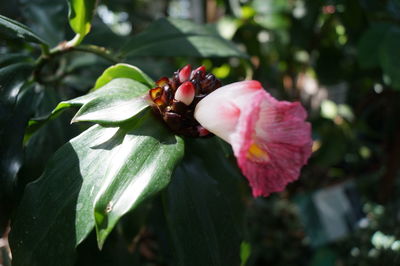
[174,81,195,105]
[178,64,191,83]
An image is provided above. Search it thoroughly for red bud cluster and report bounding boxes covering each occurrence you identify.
[149,65,222,137]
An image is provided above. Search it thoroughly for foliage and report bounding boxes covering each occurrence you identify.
[1,0,400,265]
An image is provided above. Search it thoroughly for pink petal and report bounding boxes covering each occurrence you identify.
[194,80,262,142]
[194,81,312,197]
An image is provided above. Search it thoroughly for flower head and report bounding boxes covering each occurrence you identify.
[148,64,221,137]
[194,80,312,197]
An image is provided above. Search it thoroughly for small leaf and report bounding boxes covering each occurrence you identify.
[0,14,47,45]
[10,110,183,266]
[93,63,154,90]
[121,18,247,58]
[240,242,251,266]
[94,111,184,248]
[68,0,97,42]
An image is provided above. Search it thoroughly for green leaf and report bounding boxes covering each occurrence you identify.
[94,113,184,248]
[379,26,400,90]
[93,63,154,90]
[240,242,251,266]
[68,0,97,42]
[164,138,244,266]
[72,89,149,125]
[21,85,81,183]
[0,53,33,67]
[26,77,149,136]
[358,23,391,69]
[121,18,247,58]
[19,0,68,47]
[0,61,35,235]
[10,110,183,266]
[0,14,47,45]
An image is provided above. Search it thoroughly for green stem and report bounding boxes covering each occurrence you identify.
[72,45,120,64]
[33,43,120,84]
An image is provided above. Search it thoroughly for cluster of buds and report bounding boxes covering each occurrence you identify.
[149,65,222,137]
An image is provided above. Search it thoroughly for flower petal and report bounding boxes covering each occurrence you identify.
[194,80,263,142]
[231,90,312,197]
[195,81,312,197]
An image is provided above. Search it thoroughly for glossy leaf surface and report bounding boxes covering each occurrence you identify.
[0,62,35,235]
[10,111,184,266]
[0,14,47,45]
[68,0,96,40]
[19,0,68,46]
[94,112,184,248]
[72,80,150,125]
[27,77,149,134]
[93,63,154,90]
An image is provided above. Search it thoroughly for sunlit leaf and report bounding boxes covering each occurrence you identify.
[94,112,184,248]
[68,0,97,42]
[10,110,183,266]
[93,63,154,90]
[26,77,149,136]
[72,89,149,125]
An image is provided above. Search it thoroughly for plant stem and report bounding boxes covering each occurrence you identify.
[72,45,120,64]
[33,43,120,83]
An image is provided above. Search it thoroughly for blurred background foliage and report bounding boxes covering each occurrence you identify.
[1,0,400,265]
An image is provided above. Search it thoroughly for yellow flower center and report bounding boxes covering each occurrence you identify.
[247,143,270,162]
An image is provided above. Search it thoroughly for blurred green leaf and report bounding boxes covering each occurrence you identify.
[164,138,244,266]
[93,63,154,90]
[0,14,47,45]
[10,110,182,266]
[68,0,97,43]
[240,242,251,266]
[358,23,391,69]
[0,53,33,67]
[256,14,291,30]
[379,26,400,90]
[121,18,247,58]
[94,111,184,248]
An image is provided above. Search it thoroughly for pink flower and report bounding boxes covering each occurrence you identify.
[194,81,312,197]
